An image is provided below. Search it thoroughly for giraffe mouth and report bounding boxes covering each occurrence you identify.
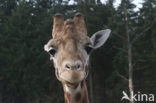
[65,81,79,89]
[59,70,86,84]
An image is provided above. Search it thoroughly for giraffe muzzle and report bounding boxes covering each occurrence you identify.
[64,61,83,70]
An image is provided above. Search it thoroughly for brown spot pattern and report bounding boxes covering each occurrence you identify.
[65,92,70,103]
[49,13,90,103]
[81,80,84,88]
[75,92,81,102]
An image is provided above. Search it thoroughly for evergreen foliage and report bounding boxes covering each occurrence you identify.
[0,0,155,102]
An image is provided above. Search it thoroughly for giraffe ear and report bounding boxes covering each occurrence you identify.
[91,29,111,49]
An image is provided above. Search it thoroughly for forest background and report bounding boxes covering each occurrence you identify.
[0,0,156,103]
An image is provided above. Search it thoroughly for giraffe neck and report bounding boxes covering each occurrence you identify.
[62,80,90,103]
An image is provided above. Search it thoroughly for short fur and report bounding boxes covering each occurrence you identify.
[44,13,111,103]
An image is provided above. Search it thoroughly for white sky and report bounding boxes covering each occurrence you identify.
[25,0,144,11]
[69,0,144,11]
[101,0,144,11]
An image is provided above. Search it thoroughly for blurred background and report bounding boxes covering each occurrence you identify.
[0,0,156,103]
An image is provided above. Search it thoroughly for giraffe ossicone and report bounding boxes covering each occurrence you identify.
[44,13,111,103]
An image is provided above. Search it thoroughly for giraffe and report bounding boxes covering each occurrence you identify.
[44,13,111,103]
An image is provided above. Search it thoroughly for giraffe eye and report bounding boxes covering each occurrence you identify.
[49,48,56,56]
[85,45,93,54]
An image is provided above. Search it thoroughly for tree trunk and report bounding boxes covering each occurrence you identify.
[0,93,2,103]
[89,70,94,103]
[128,44,134,103]
[124,5,134,103]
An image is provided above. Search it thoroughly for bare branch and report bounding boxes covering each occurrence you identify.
[132,62,137,67]
[114,33,126,41]
[133,59,147,67]
[115,71,128,82]
[113,46,127,53]
[137,59,147,62]
[134,66,148,71]
[132,19,156,44]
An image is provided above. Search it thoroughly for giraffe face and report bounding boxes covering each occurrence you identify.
[44,35,91,84]
[44,13,111,84]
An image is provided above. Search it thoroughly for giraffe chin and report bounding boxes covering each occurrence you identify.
[60,70,85,84]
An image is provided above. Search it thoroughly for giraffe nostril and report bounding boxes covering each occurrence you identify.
[65,61,82,70]
[77,64,80,69]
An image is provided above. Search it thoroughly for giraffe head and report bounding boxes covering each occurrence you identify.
[44,13,111,85]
